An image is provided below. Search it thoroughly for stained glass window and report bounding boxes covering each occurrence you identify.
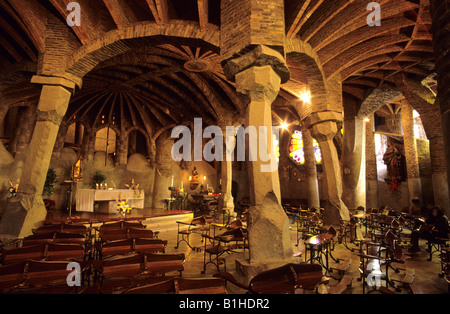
[289,130,322,165]
[273,133,280,164]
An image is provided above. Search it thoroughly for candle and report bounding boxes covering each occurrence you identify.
[171,175,174,187]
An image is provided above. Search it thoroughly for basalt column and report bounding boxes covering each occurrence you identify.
[308,112,350,225]
[218,122,235,217]
[342,115,366,210]
[235,64,293,268]
[302,129,320,209]
[0,76,75,237]
[365,116,379,209]
[220,0,293,278]
[401,103,423,204]
[431,0,450,216]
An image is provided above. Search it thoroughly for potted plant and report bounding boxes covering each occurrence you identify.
[43,169,58,198]
[92,171,107,189]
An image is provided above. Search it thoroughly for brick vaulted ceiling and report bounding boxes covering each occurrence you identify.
[0,0,436,132]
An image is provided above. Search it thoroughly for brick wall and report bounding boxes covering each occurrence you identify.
[220,0,285,61]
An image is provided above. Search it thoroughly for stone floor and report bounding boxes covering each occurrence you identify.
[154,218,448,294]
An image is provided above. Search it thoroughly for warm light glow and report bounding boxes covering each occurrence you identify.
[300,91,311,103]
[189,176,192,181]
[203,176,206,181]
[364,118,370,122]
[280,122,289,130]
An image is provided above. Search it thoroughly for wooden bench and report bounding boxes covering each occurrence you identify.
[34,223,88,236]
[98,227,159,242]
[22,232,88,246]
[0,260,90,294]
[1,243,88,265]
[93,252,185,293]
[121,277,227,294]
[95,238,167,258]
[215,263,328,294]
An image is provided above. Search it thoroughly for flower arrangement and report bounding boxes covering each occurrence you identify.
[125,178,141,197]
[8,179,20,198]
[385,178,401,191]
[116,195,133,216]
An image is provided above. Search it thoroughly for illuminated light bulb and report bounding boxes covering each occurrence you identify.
[300,91,311,103]
[280,122,289,130]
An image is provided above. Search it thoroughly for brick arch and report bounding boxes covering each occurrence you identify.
[285,38,329,121]
[63,22,220,86]
[357,86,404,118]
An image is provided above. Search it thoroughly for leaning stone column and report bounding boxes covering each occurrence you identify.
[0,76,75,237]
[302,129,320,209]
[365,116,379,209]
[217,122,235,216]
[401,103,422,205]
[342,115,366,210]
[234,64,292,265]
[430,0,450,216]
[307,112,350,225]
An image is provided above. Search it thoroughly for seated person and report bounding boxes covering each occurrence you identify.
[409,206,449,253]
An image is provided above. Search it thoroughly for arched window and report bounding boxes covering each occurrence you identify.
[95,127,117,154]
[289,130,322,165]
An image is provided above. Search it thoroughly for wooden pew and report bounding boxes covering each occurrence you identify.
[92,253,185,293]
[0,260,90,294]
[1,243,88,265]
[98,228,158,242]
[22,232,87,246]
[95,238,167,259]
[34,223,88,236]
[215,263,328,294]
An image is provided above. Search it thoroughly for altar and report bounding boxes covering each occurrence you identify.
[76,189,145,214]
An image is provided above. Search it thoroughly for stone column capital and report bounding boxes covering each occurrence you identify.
[31,75,76,92]
[309,120,339,143]
[235,65,281,104]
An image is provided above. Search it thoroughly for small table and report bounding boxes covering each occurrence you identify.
[304,233,336,274]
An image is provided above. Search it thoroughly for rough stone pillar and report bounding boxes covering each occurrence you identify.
[128,131,137,155]
[342,115,366,210]
[152,131,180,209]
[365,116,379,209]
[85,130,96,162]
[117,132,128,165]
[15,106,37,155]
[0,76,75,237]
[217,123,235,214]
[308,113,350,225]
[401,103,422,205]
[431,0,450,216]
[234,65,292,266]
[429,136,450,210]
[302,129,320,209]
[8,108,25,154]
[74,122,83,146]
[51,121,69,162]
